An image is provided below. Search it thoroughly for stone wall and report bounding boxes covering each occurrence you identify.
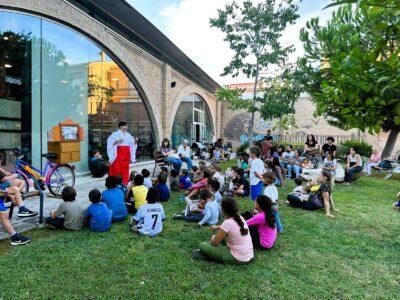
[0,0,220,146]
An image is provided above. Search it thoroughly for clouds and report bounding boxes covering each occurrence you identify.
[130,0,335,86]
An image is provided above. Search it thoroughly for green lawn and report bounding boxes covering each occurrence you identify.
[0,162,399,299]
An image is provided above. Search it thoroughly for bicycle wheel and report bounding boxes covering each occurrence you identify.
[47,165,75,197]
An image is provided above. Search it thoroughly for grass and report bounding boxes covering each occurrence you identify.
[0,161,399,299]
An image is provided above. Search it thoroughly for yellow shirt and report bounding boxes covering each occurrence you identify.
[132,185,148,210]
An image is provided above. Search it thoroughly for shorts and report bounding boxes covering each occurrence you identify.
[0,198,7,212]
[250,181,264,201]
[0,181,11,190]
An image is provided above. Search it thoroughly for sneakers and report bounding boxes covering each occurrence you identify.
[10,233,31,246]
[173,214,182,220]
[18,207,38,218]
[192,249,207,260]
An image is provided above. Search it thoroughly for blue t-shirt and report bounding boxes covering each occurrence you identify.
[179,176,192,190]
[117,184,128,196]
[132,203,165,237]
[84,202,112,232]
[214,191,222,205]
[101,188,128,222]
[156,183,170,202]
[198,201,220,226]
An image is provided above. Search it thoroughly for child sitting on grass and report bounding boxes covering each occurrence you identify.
[156,174,170,202]
[130,187,165,237]
[46,186,85,230]
[293,178,304,195]
[116,175,128,196]
[210,163,225,192]
[227,168,250,197]
[179,169,192,190]
[170,169,180,191]
[185,168,212,199]
[84,189,112,232]
[242,195,277,250]
[210,179,222,206]
[0,188,31,245]
[126,174,148,214]
[189,166,200,182]
[127,170,138,191]
[193,197,253,264]
[393,191,400,211]
[263,172,283,233]
[102,176,128,222]
[141,169,152,189]
[174,189,219,226]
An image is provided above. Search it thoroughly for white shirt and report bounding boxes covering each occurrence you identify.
[177,145,191,158]
[264,184,278,203]
[132,203,165,237]
[212,172,225,192]
[106,129,136,164]
[282,151,295,161]
[249,158,265,185]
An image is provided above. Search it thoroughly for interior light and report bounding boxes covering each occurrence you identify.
[3,36,8,40]
[4,64,12,68]
[111,78,119,81]
[60,80,68,84]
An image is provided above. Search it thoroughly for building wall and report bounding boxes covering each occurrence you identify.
[0,0,220,147]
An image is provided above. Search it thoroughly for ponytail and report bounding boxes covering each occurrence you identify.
[221,197,249,236]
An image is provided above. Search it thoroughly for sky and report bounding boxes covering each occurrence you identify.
[127,0,335,85]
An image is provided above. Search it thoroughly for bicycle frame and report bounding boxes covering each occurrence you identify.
[13,155,57,185]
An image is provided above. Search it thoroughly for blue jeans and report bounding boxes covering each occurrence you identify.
[280,161,289,169]
[180,157,193,171]
[287,165,301,178]
[345,166,363,183]
[250,181,264,201]
[287,194,318,211]
[164,157,182,172]
[273,207,283,233]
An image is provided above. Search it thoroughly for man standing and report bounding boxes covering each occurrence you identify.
[107,121,136,184]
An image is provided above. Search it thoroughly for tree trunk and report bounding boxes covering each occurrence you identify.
[248,62,259,146]
[381,126,400,160]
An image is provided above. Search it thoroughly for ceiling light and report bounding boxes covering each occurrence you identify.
[3,36,8,40]
[4,64,12,68]
[60,80,68,84]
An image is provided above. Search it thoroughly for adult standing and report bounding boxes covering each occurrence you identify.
[177,139,193,171]
[107,121,136,185]
[344,147,363,185]
[160,138,182,173]
[304,134,319,169]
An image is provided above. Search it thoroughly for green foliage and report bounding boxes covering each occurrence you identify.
[211,0,301,144]
[338,140,373,158]
[298,3,400,158]
[236,141,249,155]
[276,141,305,152]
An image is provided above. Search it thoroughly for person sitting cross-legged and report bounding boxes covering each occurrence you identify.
[84,189,112,232]
[102,176,128,222]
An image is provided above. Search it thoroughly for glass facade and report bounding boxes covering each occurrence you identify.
[0,11,154,171]
[171,94,214,148]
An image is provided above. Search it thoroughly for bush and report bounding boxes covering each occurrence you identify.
[236,142,249,155]
[338,140,373,158]
[276,141,305,152]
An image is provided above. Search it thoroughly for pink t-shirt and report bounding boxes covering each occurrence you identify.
[369,153,381,163]
[246,212,277,249]
[220,217,254,262]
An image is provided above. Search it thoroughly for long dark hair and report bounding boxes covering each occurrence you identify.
[221,198,248,236]
[255,195,275,228]
[321,170,332,186]
[161,138,171,148]
[306,134,316,144]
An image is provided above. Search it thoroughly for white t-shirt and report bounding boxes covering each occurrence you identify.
[264,184,278,203]
[282,151,295,161]
[212,172,225,191]
[143,178,153,189]
[293,185,303,194]
[132,203,165,237]
[249,158,266,186]
[177,145,191,158]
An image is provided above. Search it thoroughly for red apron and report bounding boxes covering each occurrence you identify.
[109,146,130,184]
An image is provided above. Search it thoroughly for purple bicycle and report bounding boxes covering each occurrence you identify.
[11,148,75,198]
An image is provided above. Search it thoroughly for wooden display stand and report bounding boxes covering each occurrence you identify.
[47,119,84,163]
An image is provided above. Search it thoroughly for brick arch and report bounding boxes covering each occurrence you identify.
[3,0,163,146]
[169,84,216,138]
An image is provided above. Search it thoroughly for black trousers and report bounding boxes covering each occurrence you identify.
[241,211,261,249]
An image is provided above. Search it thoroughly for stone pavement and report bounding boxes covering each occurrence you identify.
[0,158,211,241]
[0,160,159,241]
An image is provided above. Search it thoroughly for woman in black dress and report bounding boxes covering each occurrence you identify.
[304,134,319,169]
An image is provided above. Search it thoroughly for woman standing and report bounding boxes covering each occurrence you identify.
[160,138,182,172]
[287,170,334,218]
[344,147,363,185]
[304,134,319,169]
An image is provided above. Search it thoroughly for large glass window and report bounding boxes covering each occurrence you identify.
[171,94,214,148]
[0,11,154,171]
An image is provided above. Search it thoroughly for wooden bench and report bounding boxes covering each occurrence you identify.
[152,151,172,176]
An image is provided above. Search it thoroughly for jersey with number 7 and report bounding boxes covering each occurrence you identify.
[132,203,165,237]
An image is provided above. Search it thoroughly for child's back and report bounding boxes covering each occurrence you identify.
[179,175,192,190]
[156,183,170,202]
[132,185,148,210]
[55,200,85,231]
[85,202,112,232]
[102,188,127,222]
[132,202,165,237]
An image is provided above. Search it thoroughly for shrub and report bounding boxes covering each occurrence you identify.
[338,140,373,158]
[236,142,249,155]
[276,141,305,152]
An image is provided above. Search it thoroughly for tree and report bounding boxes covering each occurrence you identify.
[210,0,300,145]
[298,4,400,158]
